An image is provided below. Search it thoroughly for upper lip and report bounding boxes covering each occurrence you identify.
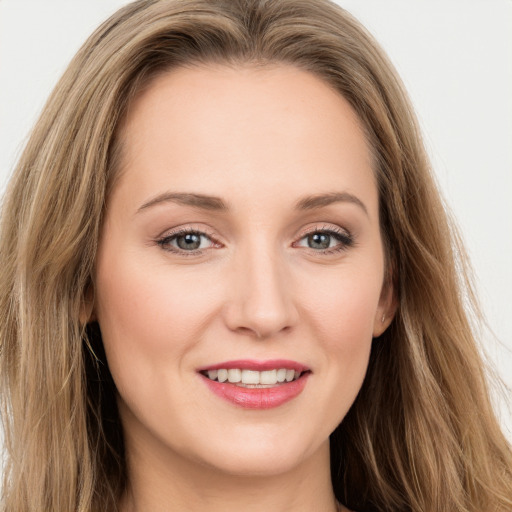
[198,359,310,372]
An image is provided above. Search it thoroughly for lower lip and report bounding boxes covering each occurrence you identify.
[200,373,310,409]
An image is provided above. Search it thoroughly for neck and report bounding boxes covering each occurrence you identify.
[120,428,340,512]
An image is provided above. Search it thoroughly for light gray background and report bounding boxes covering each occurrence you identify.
[1,0,511,437]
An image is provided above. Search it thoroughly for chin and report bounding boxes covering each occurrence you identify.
[199,449,309,478]
[186,424,327,477]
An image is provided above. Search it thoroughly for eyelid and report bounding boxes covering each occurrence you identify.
[158,225,218,241]
[295,223,351,240]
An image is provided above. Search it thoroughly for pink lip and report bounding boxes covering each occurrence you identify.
[198,359,311,410]
[198,359,309,372]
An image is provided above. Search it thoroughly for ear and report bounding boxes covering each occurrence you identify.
[79,284,97,325]
[373,270,398,338]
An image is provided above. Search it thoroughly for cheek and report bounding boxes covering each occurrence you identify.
[94,249,222,376]
[298,264,381,382]
[302,266,381,340]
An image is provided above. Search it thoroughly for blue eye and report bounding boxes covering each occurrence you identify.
[175,232,203,250]
[157,230,214,253]
[157,226,353,256]
[307,232,333,250]
[296,229,353,253]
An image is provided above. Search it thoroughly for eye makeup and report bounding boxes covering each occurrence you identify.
[155,223,355,257]
[293,224,354,255]
[156,227,221,256]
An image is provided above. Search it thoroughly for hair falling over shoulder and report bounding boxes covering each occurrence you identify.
[0,0,511,510]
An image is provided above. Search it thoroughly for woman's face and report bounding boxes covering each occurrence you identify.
[94,64,394,477]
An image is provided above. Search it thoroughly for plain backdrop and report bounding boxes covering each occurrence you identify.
[0,0,511,438]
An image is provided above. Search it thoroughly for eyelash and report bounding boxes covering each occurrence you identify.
[156,225,354,256]
[294,225,354,255]
[156,228,219,257]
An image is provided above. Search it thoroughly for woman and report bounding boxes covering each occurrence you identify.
[0,0,510,511]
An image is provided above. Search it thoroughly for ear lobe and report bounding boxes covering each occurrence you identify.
[373,275,398,338]
[79,285,96,325]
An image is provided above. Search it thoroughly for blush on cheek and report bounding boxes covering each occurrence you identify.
[306,277,380,341]
[98,259,222,358]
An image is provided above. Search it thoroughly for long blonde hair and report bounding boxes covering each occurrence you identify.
[1,1,510,510]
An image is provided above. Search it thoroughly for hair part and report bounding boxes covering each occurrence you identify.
[1,1,511,511]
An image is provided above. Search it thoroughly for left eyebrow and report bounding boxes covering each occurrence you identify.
[294,192,368,216]
[137,192,229,213]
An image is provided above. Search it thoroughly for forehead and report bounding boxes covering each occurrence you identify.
[114,64,377,217]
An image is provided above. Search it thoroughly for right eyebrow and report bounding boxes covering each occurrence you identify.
[294,191,368,216]
[136,192,229,213]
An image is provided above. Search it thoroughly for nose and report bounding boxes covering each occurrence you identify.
[223,242,299,339]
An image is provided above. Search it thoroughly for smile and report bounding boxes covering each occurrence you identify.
[198,360,311,409]
[201,368,302,387]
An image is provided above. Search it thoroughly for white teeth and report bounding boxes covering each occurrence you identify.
[204,367,304,385]
[260,369,277,385]
[241,369,260,385]
[227,368,241,383]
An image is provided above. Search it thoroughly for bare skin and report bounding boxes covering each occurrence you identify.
[93,64,394,512]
